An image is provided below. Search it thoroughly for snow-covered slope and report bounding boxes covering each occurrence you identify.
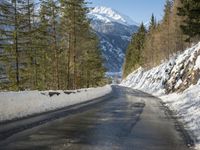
[0,85,112,122]
[121,42,200,149]
[121,42,200,95]
[88,6,138,73]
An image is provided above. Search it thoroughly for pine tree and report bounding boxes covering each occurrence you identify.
[60,0,106,89]
[38,0,60,90]
[0,0,11,89]
[123,23,146,77]
[81,33,106,88]
[171,0,186,51]
[19,0,38,89]
[0,0,37,90]
[60,0,76,89]
[33,0,51,90]
[1,0,107,90]
[149,14,156,31]
[177,0,200,42]
[145,14,159,66]
[162,0,173,57]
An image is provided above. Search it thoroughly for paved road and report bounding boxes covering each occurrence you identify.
[0,86,193,150]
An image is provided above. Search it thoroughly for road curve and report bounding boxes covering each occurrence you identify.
[0,86,194,150]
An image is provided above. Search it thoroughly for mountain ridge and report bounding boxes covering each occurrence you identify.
[88,6,139,26]
[88,6,139,73]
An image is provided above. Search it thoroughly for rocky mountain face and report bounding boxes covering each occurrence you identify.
[88,6,138,73]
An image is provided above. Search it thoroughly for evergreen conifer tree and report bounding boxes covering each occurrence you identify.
[149,14,156,31]
[0,0,36,90]
[177,0,200,42]
[123,23,146,77]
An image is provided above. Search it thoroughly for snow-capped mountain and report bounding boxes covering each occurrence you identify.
[88,6,138,26]
[88,6,139,73]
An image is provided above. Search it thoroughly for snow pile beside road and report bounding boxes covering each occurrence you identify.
[0,85,112,122]
[161,83,200,149]
[121,42,200,149]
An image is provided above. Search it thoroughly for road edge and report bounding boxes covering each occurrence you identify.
[0,86,114,143]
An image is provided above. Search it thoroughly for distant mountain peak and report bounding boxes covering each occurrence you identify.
[88,6,139,26]
[87,6,139,73]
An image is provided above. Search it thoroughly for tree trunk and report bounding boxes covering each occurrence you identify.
[14,0,20,89]
[73,5,77,90]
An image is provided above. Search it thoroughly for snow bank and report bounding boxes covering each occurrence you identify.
[161,83,200,149]
[0,85,112,122]
[121,42,200,149]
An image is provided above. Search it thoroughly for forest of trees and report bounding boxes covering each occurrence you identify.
[0,0,107,91]
[123,0,200,78]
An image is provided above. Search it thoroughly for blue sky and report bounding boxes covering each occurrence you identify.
[87,0,166,23]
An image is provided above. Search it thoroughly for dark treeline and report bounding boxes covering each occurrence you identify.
[0,0,107,91]
[123,0,200,78]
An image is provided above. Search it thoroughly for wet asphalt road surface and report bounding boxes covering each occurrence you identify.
[0,86,193,150]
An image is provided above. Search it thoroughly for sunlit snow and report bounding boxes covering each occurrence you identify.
[121,42,200,149]
[0,85,112,122]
